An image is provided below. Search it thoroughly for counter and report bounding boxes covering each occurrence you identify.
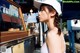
[0,31,34,45]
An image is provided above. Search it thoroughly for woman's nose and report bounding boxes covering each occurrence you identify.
[38,11,41,15]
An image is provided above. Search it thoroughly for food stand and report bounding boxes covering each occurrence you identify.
[0,0,35,53]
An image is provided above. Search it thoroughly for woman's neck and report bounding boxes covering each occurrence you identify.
[46,18,55,31]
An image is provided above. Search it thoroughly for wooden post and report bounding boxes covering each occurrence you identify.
[18,7,26,31]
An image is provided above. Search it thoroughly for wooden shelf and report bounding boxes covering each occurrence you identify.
[2,13,11,22]
[1,13,21,24]
[0,31,28,44]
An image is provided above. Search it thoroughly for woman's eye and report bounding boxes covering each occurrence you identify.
[38,9,44,12]
[40,9,44,11]
[41,9,44,11]
[41,10,44,11]
[39,9,41,11]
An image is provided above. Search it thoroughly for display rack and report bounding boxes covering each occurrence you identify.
[0,0,29,45]
[0,0,36,53]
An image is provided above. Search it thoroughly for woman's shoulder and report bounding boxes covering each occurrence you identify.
[47,30,59,39]
[47,30,64,39]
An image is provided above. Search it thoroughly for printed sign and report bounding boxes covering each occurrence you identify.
[12,42,25,53]
[71,19,80,30]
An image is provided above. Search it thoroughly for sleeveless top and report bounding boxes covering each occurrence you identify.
[41,43,48,53]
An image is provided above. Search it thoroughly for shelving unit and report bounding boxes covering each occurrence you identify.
[0,0,27,44]
[0,0,36,53]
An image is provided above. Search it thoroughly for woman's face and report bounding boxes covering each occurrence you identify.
[38,6,50,22]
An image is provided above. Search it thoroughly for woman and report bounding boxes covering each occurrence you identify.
[34,0,66,53]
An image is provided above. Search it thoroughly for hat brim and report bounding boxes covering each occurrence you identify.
[34,1,42,9]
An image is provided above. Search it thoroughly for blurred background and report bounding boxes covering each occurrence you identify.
[0,0,80,53]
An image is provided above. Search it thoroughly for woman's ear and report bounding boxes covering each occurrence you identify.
[50,11,56,17]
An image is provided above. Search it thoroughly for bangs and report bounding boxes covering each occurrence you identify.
[40,4,56,12]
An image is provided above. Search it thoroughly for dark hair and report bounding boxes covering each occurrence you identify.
[40,4,61,35]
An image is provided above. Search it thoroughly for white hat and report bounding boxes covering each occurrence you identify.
[34,0,62,15]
